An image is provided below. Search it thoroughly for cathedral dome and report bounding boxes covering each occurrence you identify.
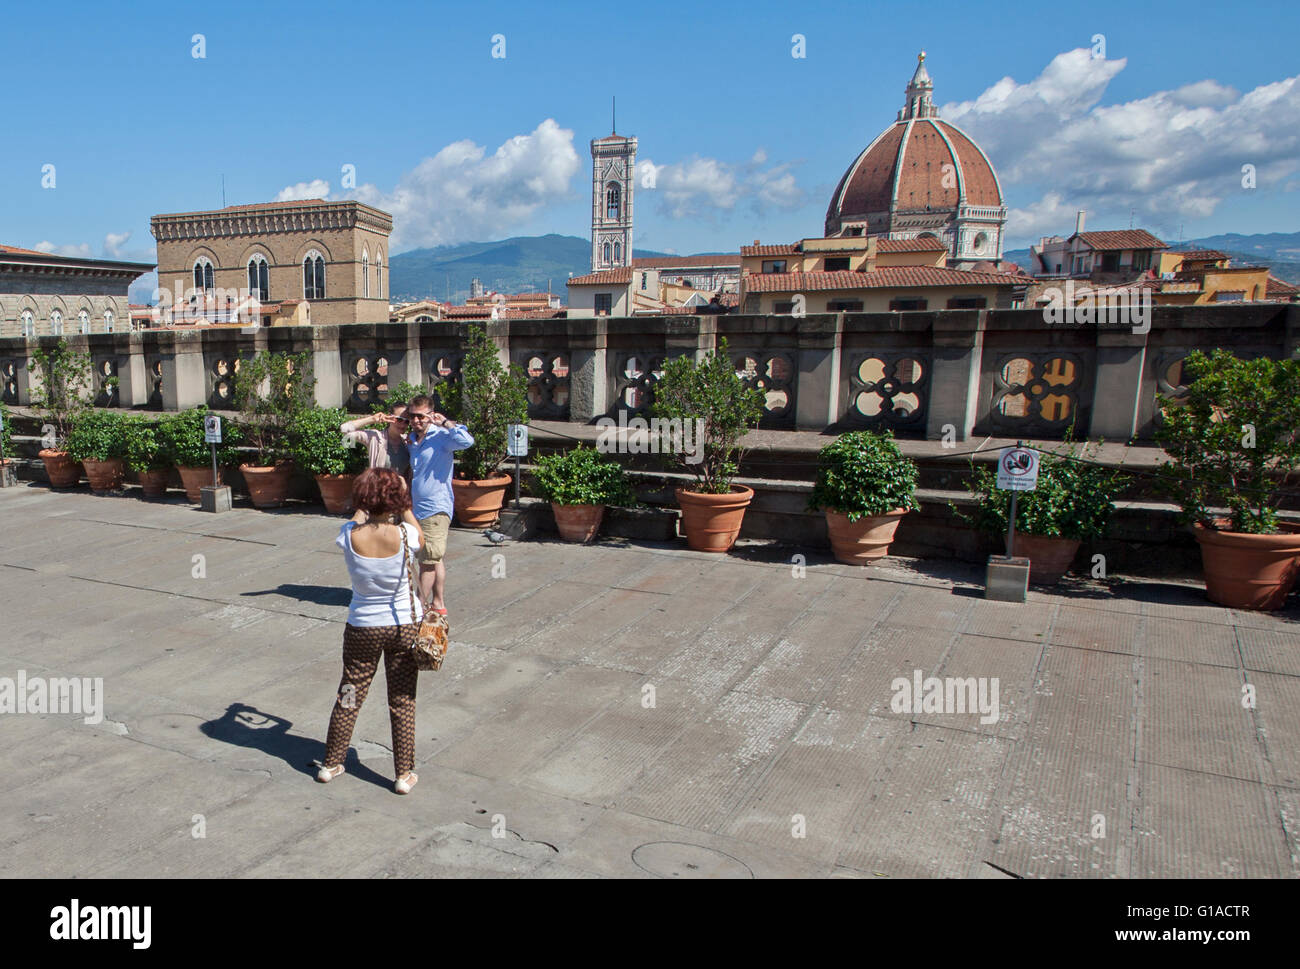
[824,53,1007,266]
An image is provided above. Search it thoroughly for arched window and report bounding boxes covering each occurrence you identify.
[363,249,370,298]
[375,250,383,297]
[104,309,115,333]
[613,241,622,264]
[21,310,34,337]
[247,254,269,302]
[303,251,326,299]
[606,182,621,220]
[602,242,611,265]
[193,258,214,293]
[50,309,64,335]
[78,309,90,334]
[414,314,434,323]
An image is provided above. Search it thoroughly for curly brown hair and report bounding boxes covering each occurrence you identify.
[352,467,411,517]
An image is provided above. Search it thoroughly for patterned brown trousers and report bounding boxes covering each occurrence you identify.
[324,622,420,776]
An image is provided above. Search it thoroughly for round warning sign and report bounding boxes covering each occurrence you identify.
[996,446,1039,491]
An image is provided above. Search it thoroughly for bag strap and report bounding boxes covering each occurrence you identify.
[400,524,419,625]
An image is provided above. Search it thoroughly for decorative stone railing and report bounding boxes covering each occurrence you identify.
[1,303,1296,441]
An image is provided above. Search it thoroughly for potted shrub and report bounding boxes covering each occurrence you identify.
[65,408,130,493]
[373,380,427,413]
[651,338,765,552]
[532,446,635,543]
[233,350,316,508]
[124,416,171,498]
[440,324,528,527]
[955,438,1124,584]
[290,406,369,514]
[809,430,920,565]
[0,401,15,487]
[1156,349,1300,609]
[29,340,94,488]
[159,407,243,502]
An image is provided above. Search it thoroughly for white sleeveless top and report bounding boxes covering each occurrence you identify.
[336,522,425,627]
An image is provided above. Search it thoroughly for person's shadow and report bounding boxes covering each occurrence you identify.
[241,584,351,607]
[200,702,392,789]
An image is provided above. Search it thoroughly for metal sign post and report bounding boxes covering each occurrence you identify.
[986,441,1040,603]
[200,415,231,513]
[506,424,528,508]
[204,415,222,488]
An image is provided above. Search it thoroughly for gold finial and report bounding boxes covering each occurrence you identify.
[918,50,926,62]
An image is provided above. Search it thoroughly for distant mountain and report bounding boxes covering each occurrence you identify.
[1004,230,1300,283]
[388,234,675,304]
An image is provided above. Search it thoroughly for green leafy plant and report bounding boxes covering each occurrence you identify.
[532,446,635,507]
[29,340,94,449]
[65,409,129,462]
[650,338,765,494]
[232,350,316,465]
[373,380,427,413]
[1155,349,1300,534]
[808,430,920,521]
[158,407,243,468]
[439,324,528,480]
[290,407,370,476]
[954,438,1124,541]
[0,401,13,460]
[123,417,168,472]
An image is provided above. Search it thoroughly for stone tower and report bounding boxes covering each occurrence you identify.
[590,132,636,272]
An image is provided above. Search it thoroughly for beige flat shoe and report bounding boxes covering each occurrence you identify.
[317,764,345,783]
[395,771,418,795]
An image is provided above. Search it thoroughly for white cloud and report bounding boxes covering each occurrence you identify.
[276,179,331,201]
[942,48,1300,243]
[641,151,806,219]
[103,231,131,258]
[345,119,580,250]
[35,240,92,258]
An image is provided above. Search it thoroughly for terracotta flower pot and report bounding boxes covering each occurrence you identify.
[552,503,605,543]
[316,473,357,515]
[178,465,221,503]
[1193,522,1300,610]
[675,485,754,553]
[452,474,512,528]
[1012,533,1082,585]
[241,463,294,509]
[39,449,83,488]
[137,468,171,499]
[824,508,908,565]
[82,458,126,493]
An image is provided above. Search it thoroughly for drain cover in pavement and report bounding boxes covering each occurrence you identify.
[631,842,753,879]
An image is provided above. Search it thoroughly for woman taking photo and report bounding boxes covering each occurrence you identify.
[318,467,423,794]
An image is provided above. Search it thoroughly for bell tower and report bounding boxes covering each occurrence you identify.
[590,129,636,272]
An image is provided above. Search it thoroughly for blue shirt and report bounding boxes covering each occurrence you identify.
[408,423,475,520]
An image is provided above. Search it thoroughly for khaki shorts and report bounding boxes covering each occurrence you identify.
[417,513,451,564]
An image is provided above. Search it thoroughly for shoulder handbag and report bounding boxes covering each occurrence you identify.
[400,526,449,671]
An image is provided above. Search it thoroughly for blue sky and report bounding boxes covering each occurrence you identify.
[5,0,1299,280]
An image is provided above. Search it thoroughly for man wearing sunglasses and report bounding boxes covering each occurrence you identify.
[405,395,473,615]
[339,402,411,476]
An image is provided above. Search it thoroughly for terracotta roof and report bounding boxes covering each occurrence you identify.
[221,199,332,212]
[593,134,630,143]
[745,266,1017,293]
[630,254,739,269]
[1073,229,1167,251]
[500,308,565,319]
[443,305,492,318]
[1266,274,1299,296]
[0,243,54,256]
[568,268,634,286]
[826,118,1003,233]
[1175,249,1227,262]
[877,237,948,252]
[740,244,800,257]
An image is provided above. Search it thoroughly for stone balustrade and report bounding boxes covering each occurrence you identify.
[2,302,1297,441]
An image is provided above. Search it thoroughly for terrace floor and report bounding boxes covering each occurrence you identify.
[2,483,1299,878]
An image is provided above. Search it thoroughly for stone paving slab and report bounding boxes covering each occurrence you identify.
[3,483,1300,878]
